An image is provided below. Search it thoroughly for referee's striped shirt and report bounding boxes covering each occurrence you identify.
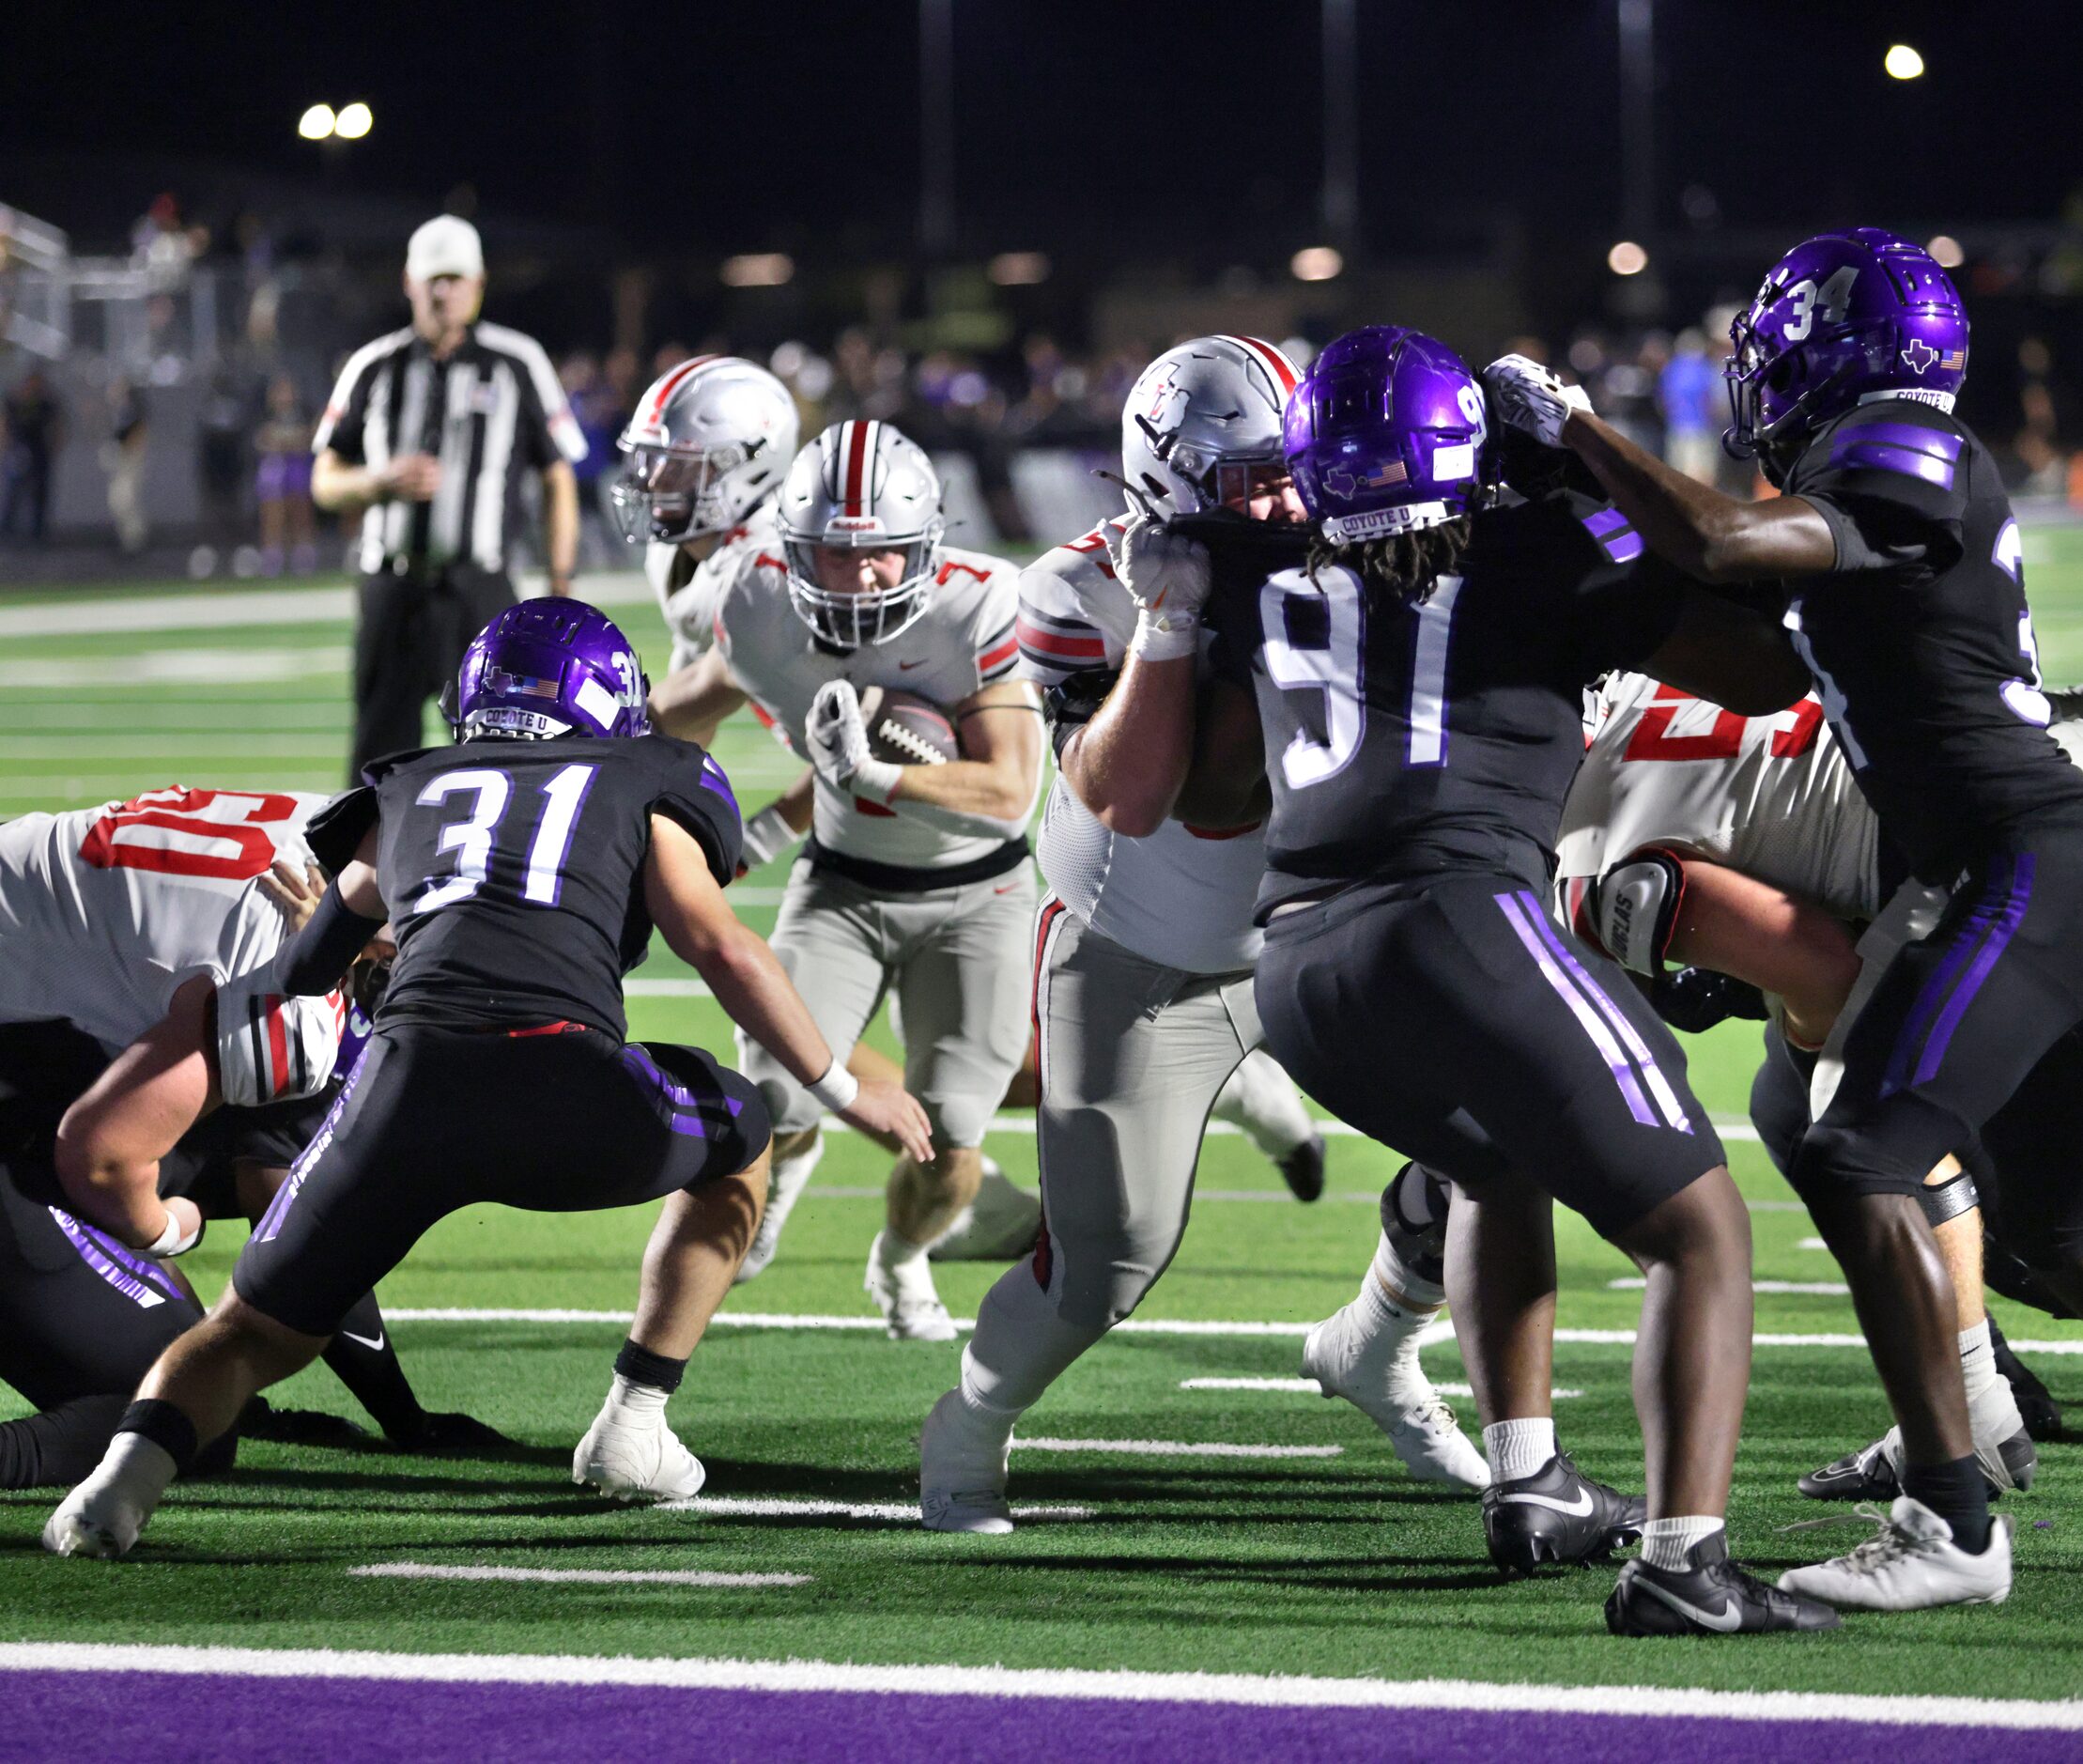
[313,322,586,576]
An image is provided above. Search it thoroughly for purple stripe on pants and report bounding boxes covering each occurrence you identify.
[1495,891,1658,1126]
[3,1670,2079,1764]
[47,1209,182,1308]
[1913,854,2035,1087]
[1881,856,2022,1098]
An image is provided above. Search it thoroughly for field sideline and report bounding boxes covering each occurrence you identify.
[3,540,2082,1753]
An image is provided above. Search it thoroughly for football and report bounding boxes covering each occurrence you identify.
[857,686,961,766]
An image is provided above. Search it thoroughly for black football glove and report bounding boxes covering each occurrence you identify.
[1649,966,1768,1034]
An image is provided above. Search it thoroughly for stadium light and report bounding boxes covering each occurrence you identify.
[298,103,336,141]
[720,253,795,288]
[988,251,1050,286]
[1291,245,1344,283]
[1885,43,1925,80]
[334,101,373,140]
[1927,234,1965,268]
[1608,240,1649,276]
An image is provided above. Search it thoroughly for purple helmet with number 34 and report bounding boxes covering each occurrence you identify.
[1285,327,1490,543]
[1725,227,1969,482]
[451,598,651,741]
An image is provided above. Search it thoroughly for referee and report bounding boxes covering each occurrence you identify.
[313,215,586,776]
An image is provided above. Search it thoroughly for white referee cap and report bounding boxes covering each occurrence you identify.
[406,214,484,281]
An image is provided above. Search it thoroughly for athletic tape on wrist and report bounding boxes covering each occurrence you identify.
[807,1062,859,1113]
[147,1209,202,1258]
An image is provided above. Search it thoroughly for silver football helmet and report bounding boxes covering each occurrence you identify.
[1120,334,1300,516]
[612,355,799,546]
[777,420,945,648]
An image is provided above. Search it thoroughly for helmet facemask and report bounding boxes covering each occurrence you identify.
[781,520,944,648]
[611,439,756,546]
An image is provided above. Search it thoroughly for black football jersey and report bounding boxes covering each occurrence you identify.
[1199,491,1685,916]
[1781,399,2083,879]
[336,734,741,1038]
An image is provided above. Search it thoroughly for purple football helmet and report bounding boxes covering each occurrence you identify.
[452,599,651,741]
[1725,227,1968,481]
[1285,327,1490,543]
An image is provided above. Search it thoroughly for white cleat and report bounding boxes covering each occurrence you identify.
[1778,1496,2014,1611]
[733,1134,825,1284]
[918,1388,1016,1534]
[867,1230,959,1341]
[1302,1301,1489,1490]
[929,1160,1042,1261]
[571,1404,708,1503]
[42,1480,145,1560]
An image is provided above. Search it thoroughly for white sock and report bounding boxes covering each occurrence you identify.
[91,1431,178,1513]
[1642,1515,1723,1571]
[1960,1319,2025,1446]
[1482,1416,1555,1483]
[1368,1230,1445,1313]
[1958,1321,1998,1402]
[605,1373,670,1422]
[877,1227,929,1270]
[1211,1051,1316,1159]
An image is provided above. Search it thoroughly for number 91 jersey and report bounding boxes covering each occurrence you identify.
[0,786,333,1053]
[1200,491,1686,919]
[343,734,741,1041]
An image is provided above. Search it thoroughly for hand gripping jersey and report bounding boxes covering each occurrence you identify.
[1780,399,2083,879]
[1557,673,1882,921]
[1018,517,1267,973]
[0,787,332,1055]
[646,505,783,673]
[1204,490,1687,919]
[714,542,1022,872]
[326,734,741,1041]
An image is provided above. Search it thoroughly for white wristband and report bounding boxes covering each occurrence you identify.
[806,1062,859,1113]
[147,1209,201,1258]
[1129,610,1201,663]
[846,756,903,807]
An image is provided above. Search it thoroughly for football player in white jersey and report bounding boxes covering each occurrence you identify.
[919,337,1485,1538]
[1554,674,2060,1498]
[644,420,1042,1345]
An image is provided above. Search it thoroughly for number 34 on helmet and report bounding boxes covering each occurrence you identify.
[446,600,652,742]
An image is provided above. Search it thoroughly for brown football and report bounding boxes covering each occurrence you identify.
[857,686,961,766]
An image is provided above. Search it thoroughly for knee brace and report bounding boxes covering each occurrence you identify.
[1380,1162,1450,1285]
[1918,1167,1982,1230]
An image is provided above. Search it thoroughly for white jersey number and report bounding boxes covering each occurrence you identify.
[411,764,597,917]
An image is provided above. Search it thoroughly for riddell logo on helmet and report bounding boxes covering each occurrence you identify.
[826,516,886,534]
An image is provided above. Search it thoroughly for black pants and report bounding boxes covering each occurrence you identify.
[350,565,515,778]
[1257,874,1722,1240]
[235,1023,771,1336]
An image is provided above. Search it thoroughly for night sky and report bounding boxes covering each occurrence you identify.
[8,1,2079,263]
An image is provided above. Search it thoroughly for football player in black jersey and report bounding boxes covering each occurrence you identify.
[1130,326,1830,1635]
[44,600,930,1559]
[1488,227,2074,1611]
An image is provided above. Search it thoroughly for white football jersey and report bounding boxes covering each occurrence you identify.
[646,505,783,673]
[1017,518,1267,975]
[1556,673,1880,920]
[714,543,1025,871]
[0,786,331,1053]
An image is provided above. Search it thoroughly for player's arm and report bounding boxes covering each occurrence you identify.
[1640,584,1812,715]
[886,680,1042,834]
[52,975,217,1253]
[1058,650,1200,837]
[1169,677,1271,829]
[540,459,579,596]
[650,644,748,748]
[737,766,814,877]
[643,814,933,1161]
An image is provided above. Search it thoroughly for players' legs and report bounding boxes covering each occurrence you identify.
[1443,1169,1557,1433]
[1210,1048,1326,1199]
[349,573,438,780]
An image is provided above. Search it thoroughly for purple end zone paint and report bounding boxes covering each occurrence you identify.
[3,1671,2080,1764]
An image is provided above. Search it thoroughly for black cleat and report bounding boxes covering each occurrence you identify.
[1799,1427,2034,1500]
[1278,1134,1327,1203]
[1607,1532,1841,1635]
[1482,1451,1646,1573]
[1989,1319,2063,1442]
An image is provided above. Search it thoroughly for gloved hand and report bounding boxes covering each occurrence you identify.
[1481,353,1593,448]
[735,802,802,876]
[807,680,902,806]
[1107,513,1211,662]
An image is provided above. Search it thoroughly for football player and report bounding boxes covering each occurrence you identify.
[1556,673,2057,1492]
[43,600,929,1556]
[1489,226,2080,1611]
[644,422,1043,1340]
[1140,327,1836,1633]
[919,336,1460,1544]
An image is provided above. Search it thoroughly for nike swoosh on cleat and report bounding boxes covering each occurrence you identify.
[339,1330,385,1352]
[1633,1577,1742,1632]
[1498,1487,1595,1516]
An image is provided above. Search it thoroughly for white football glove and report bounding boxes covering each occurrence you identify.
[807,680,902,806]
[1481,353,1593,449]
[737,802,802,874]
[1107,513,1211,662]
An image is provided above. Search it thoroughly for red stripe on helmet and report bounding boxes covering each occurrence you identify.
[1225,334,1300,396]
[646,355,719,426]
[841,421,872,517]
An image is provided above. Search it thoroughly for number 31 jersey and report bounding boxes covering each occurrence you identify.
[0,786,332,1052]
[332,735,742,1041]
[1201,490,1685,918]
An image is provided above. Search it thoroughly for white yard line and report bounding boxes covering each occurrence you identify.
[1178,1377,1582,1400]
[659,1496,1090,1523]
[0,646,351,689]
[349,1563,810,1588]
[5,1643,2079,1730]
[1013,1437,1343,1460]
[1608,1277,1851,1296]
